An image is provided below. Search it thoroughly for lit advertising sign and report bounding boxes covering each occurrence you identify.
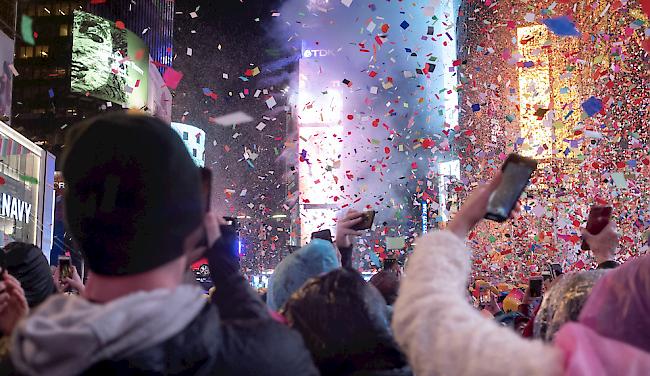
[301,41,336,59]
[1,193,32,224]
[71,11,149,108]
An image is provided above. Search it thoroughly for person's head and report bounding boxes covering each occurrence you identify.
[533,270,607,341]
[267,239,339,311]
[61,113,204,298]
[382,257,402,275]
[2,242,57,308]
[369,269,400,305]
[282,268,407,375]
[579,254,650,352]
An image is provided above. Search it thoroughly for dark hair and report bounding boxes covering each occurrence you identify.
[369,269,400,305]
[282,268,407,375]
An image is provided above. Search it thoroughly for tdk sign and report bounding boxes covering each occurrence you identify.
[302,49,335,58]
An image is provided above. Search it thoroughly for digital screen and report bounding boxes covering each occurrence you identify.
[71,11,148,108]
[487,162,535,219]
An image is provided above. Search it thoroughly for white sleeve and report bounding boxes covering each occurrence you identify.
[392,230,564,376]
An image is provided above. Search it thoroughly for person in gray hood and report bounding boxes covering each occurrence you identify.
[0,113,318,376]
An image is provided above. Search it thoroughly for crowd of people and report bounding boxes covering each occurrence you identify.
[0,113,648,375]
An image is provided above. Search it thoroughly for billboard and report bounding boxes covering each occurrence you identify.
[71,11,148,108]
[0,31,13,122]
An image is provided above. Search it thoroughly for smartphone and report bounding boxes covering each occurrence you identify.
[549,263,563,279]
[58,255,72,281]
[485,154,538,222]
[200,167,212,213]
[581,206,613,250]
[223,216,239,232]
[529,276,543,298]
[198,168,213,248]
[311,229,333,243]
[352,211,376,231]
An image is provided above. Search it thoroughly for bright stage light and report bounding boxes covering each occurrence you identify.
[298,80,342,124]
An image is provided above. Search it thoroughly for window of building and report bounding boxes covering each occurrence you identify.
[34,45,49,58]
[20,46,34,59]
[192,149,197,157]
[56,3,70,15]
[59,23,69,36]
[182,132,188,140]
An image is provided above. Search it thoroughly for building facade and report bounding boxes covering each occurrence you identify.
[86,0,174,71]
[11,1,173,162]
[0,0,17,123]
[0,119,55,258]
[171,122,206,167]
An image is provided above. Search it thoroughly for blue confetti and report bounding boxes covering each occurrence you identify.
[542,16,581,37]
[400,20,409,29]
[581,96,603,117]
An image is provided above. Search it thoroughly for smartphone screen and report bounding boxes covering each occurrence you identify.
[529,277,543,298]
[59,256,71,281]
[581,206,612,250]
[311,229,333,243]
[550,263,563,279]
[485,154,538,222]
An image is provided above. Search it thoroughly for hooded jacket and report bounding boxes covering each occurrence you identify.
[3,233,319,376]
[267,239,340,311]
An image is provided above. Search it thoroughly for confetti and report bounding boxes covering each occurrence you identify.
[542,16,581,37]
[210,111,254,126]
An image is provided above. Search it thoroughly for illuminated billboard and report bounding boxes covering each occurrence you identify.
[71,11,149,108]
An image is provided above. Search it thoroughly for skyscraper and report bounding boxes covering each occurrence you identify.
[86,0,174,69]
[0,0,17,123]
[11,1,173,160]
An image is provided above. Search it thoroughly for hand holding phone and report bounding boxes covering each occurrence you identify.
[485,154,538,222]
[311,229,333,243]
[58,256,72,282]
[581,206,613,250]
[352,211,376,231]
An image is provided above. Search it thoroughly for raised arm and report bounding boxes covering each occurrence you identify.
[392,173,563,376]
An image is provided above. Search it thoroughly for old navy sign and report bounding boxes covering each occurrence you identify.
[1,193,32,224]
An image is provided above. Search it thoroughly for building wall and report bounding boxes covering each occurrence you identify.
[86,0,174,70]
[170,122,206,167]
[0,0,16,123]
[11,1,173,158]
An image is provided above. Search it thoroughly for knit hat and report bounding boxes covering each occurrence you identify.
[3,242,57,308]
[61,113,204,276]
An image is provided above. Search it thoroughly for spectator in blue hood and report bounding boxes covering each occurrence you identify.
[267,210,365,311]
[267,238,340,311]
